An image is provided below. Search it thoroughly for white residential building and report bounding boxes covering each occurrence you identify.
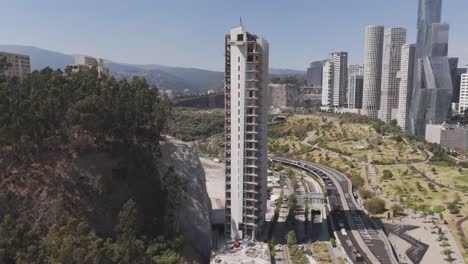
[331,52,348,107]
[379,28,407,123]
[321,52,348,108]
[362,25,385,119]
[67,55,109,77]
[321,60,333,107]
[224,26,269,240]
[459,74,468,114]
[397,44,416,130]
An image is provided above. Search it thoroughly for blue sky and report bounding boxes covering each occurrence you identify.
[1,0,467,71]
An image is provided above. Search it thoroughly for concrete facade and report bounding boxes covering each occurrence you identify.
[378,28,407,123]
[0,51,31,80]
[67,55,109,77]
[268,83,300,108]
[224,26,269,240]
[425,123,468,152]
[362,25,385,119]
[397,44,416,130]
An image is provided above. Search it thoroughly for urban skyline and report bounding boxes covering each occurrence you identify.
[1,0,467,71]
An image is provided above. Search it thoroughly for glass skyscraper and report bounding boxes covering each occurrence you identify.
[409,0,457,135]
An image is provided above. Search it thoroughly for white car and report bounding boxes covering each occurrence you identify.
[341,228,347,236]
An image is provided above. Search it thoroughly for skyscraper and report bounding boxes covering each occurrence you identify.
[331,52,348,107]
[409,0,454,135]
[362,25,385,118]
[321,52,348,107]
[224,26,269,240]
[348,64,364,109]
[378,28,407,123]
[321,60,333,107]
[397,44,416,130]
[306,60,325,88]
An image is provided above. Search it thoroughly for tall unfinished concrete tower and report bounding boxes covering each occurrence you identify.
[224,25,269,240]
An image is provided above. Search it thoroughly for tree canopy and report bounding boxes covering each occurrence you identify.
[0,67,171,160]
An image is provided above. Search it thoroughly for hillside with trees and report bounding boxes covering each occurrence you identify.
[0,58,211,263]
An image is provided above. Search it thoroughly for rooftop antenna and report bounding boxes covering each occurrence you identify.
[240,17,243,27]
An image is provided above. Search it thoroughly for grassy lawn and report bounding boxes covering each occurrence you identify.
[415,163,468,191]
[267,112,467,260]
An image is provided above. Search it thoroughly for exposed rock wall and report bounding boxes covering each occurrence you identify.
[158,138,213,262]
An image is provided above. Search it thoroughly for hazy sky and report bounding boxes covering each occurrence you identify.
[1,0,467,71]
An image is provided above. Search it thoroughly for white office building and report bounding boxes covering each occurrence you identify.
[378,28,407,123]
[459,74,468,114]
[397,44,416,130]
[224,26,269,240]
[362,25,385,119]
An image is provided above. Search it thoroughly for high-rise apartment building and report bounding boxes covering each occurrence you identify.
[331,52,348,107]
[459,74,468,115]
[224,26,269,240]
[321,52,348,107]
[348,65,364,109]
[0,51,31,80]
[378,28,407,123]
[409,0,454,135]
[321,60,333,107]
[362,25,385,118]
[397,44,416,130]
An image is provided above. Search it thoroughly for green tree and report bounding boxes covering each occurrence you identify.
[382,170,394,180]
[286,230,297,247]
[115,199,147,264]
[364,197,386,214]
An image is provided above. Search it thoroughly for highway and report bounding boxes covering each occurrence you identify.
[272,157,398,264]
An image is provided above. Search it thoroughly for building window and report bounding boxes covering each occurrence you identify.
[237,34,244,41]
[238,74,240,80]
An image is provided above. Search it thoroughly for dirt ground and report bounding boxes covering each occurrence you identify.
[200,157,225,209]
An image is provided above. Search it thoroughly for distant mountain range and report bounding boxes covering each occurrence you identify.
[0,45,305,92]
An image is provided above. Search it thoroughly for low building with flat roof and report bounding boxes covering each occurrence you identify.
[67,55,109,77]
[425,122,468,152]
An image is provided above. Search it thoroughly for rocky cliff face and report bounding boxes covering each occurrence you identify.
[0,138,212,262]
[157,138,213,262]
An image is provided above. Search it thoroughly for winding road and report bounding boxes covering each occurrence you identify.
[273,157,398,264]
